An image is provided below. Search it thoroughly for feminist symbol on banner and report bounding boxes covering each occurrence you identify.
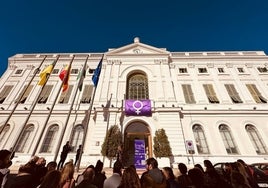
[132,100,143,115]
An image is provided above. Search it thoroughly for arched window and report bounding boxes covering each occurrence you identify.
[219,124,239,154]
[70,125,84,152]
[15,124,34,152]
[0,124,10,147]
[40,124,59,153]
[246,124,267,154]
[192,124,210,154]
[126,72,149,100]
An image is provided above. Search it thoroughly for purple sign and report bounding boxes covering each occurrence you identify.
[134,139,146,169]
[125,100,152,116]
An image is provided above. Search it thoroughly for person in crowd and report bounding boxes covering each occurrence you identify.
[46,161,57,172]
[75,145,82,166]
[103,160,122,188]
[0,149,12,188]
[118,166,141,188]
[75,167,97,188]
[60,162,75,188]
[92,160,106,188]
[37,170,61,188]
[237,159,259,188]
[231,170,252,188]
[177,163,193,188]
[33,157,48,186]
[58,141,72,170]
[188,167,204,188]
[194,164,204,173]
[10,163,36,188]
[140,157,167,188]
[203,159,221,188]
[162,167,179,188]
[76,165,95,186]
[236,162,252,187]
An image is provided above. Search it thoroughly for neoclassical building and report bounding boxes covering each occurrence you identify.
[0,38,268,168]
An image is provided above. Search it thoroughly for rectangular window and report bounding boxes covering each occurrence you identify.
[203,84,219,103]
[246,84,267,103]
[71,69,79,74]
[224,84,243,103]
[15,85,33,104]
[257,67,268,73]
[198,68,207,73]
[0,85,13,104]
[81,85,93,103]
[37,85,53,103]
[88,69,95,74]
[237,67,244,73]
[182,84,196,104]
[179,68,187,73]
[52,69,59,74]
[15,69,23,74]
[58,85,74,104]
[218,68,225,73]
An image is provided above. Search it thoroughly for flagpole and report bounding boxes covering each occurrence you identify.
[53,55,76,161]
[50,54,89,160]
[0,55,47,135]
[76,54,104,172]
[12,55,60,152]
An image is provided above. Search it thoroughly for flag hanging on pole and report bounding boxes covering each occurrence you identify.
[59,65,71,92]
[92,55,103,87]
[38,60,56,86]
[77,66,86,91]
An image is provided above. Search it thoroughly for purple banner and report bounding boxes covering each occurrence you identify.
[134,139,146,169]
[125,99,152,116]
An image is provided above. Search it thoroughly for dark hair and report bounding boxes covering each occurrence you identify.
[39,170,61,188]
[178,163,188,174]
[146,158,158,168]
[0,149,12,168]
[113,160,122,175]
[203,160,213,168]
[95,160,103,173]
[163,166,175,180]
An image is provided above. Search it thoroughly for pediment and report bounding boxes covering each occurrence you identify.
[106,39,169,56]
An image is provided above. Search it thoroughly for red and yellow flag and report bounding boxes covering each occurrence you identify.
[59,65,71,92]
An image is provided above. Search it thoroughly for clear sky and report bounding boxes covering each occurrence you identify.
[1,0,268,76]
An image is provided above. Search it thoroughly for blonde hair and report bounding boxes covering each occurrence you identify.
[60,162,74,186]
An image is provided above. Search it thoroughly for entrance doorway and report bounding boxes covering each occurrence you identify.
[123,121,151,167]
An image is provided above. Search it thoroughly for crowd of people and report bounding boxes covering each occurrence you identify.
[0,147,262,188]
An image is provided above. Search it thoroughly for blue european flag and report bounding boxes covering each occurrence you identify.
[92,55,103,87]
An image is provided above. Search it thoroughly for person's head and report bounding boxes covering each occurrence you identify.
[60,162,74,185]
[146,157,158,170]
[188,167,204,186]
[36,157,46,166]
[178,163,188,175]
[0,149,12,168]
[203,160,213,169]
[95,160,103,173]
[83,165,95,175]
[83,167,95,182]
[194,164,204,173]
[120,166,141,187]
[47,161,57,171]
[113,160,122,175]
[40,170,61,188]
[18,163,34,174]
[162,166,175,180]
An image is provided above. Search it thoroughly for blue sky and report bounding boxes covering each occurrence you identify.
[0,0,268,76]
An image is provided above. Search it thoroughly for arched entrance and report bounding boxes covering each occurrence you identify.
[123,121,152,167]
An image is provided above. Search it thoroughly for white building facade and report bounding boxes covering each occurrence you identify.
[0,38,268,168]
